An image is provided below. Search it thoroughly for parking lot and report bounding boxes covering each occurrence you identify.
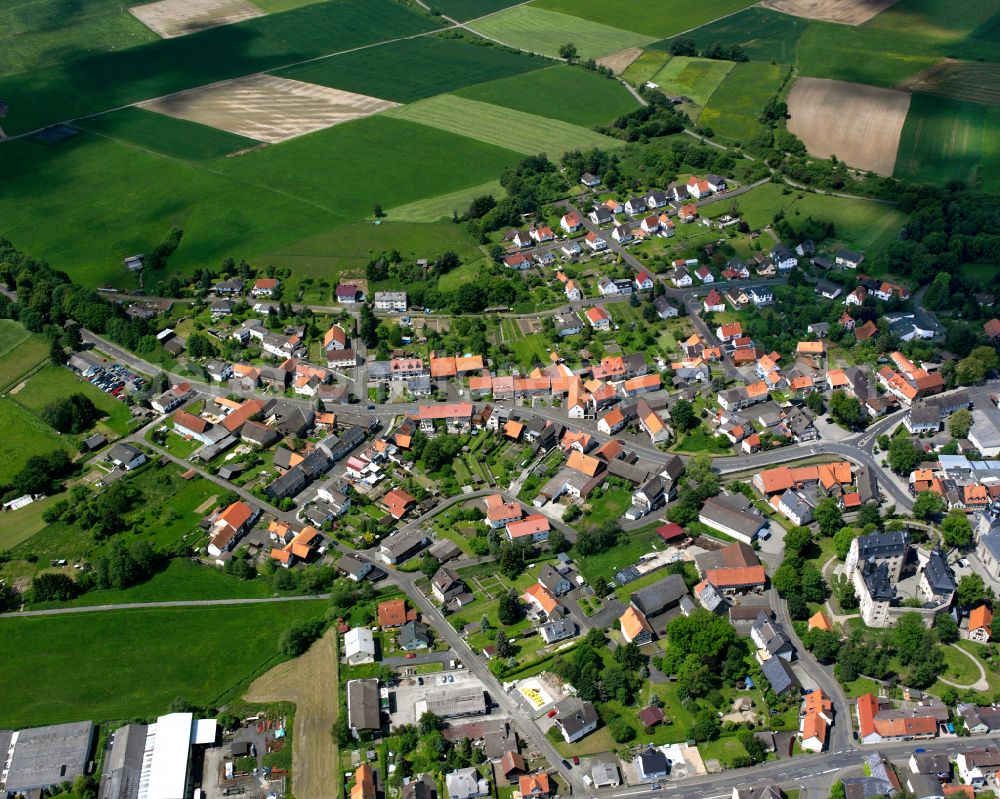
[83,359,148,400]
[387,670,495,727]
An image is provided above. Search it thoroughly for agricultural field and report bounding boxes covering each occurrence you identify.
[387,180,504,223]
[261,219,485,285]
[894,94,1000,189]
[661,8,809,64]
[129,0,264,38]
[78,107,258,160]
[0,601,328,727]
[699,182,908,250]
[899,60,1000,106]
[759,0,898,25]
[621,49,671,85]
[277,35,545,104]
[529,0,758,38]
[786,77,912,175]
[0,399,75,485]
[698,61,787,143]
[0,0,157,80]
[0,320,50,391]
[426,0,523,21]
[0,116,520,289]
[140,75,399,143]
[456,65,640,126]
[646,56,734,106]
[10,364,135,436]
[0,0,441,136]
[385,94,624,156]
[863,0,1000,43]
[467,6,657,59]
[595,47,645,75]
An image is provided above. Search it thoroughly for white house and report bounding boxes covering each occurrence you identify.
[560,213,582,233]
[345,626,376,665]
[585,232,608,252]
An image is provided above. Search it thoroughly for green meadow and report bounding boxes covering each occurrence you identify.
[0,400,75,484]
[11,364,135,436]
[698,61,787,143]
[0,601,328,727]
[647,56,734,106]
[529,0,757,38]
[455,65,640,126]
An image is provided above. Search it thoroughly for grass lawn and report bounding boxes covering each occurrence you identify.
[575,526,659,585]
[456,65,640,126]
[939,644,984,687]
[13,364,135,436]
[674,426,732,454]
[622,49,672,85]
[956,641,1000,693]
[530,0,757,39]
[0,117,520,289]
[698,61,787,144]
[278,34,544,103]
[0,399,75,484]
[467,5,657,60]
[385,94,624,157]
[0,320,51,391]
[0,0,441,136]
[894,94,1000,190]
[31,559,278,608]
[580,487,632,526]
[647,56,734,107]
[697,736,750,767]
[78,107,258,161]
[510,333,553,370]
[843,676,881,698]
[0,495,63,551]
[262,219,484,289]
[388,181,503,223]
[700,182,908,251]
[0,601,328,727]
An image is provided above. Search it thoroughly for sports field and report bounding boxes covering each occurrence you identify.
[387,180,504,222]
[647,56,734,106]
[0,601,328,727]
[467,6,656,59]
[141,75,398,143]
[786,77,911,175]
[0,0,440,136]
[455,65,640,126]
[530,0,757,38]
[0,116,521,287]
[894,93,1000,189]
[79,107,258,160]
[899,60,1000,106]
[11,364,135,436]
[277,36,545,104]
[385,94,624,155]
[698,61,787,143]
[261,219,485,279]
[0,0,156,80]
[0,399,74,484]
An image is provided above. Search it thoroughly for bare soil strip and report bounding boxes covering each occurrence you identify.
[129,0,265,39]
[244,628,339,799]
[596,47,645,75]
[786,77,911,175]
[140,75,399,143]
[759,0,899,25]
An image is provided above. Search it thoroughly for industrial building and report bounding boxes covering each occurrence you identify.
[0,721,95,796]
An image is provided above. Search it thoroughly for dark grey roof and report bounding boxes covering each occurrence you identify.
[699,494,766,538]
[554,698,598,737]
[662,455,685,483]
[400,620,431,646]
[99,723,147,799]
[862,561,896,602]
[347,678,381,731]
[856,531,910,560]
[911,752,952,773]
[923,550,956,595]
[752,613,793,656]
[760,656,799,695]
[630,574,687,617]
[4,721,95,793]
[909,405,942,425]
[637,746,668,774]
[907,774,944,799]
[108,442,143,463]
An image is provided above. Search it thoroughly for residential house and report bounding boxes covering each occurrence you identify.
[553,698,598,743]
[345,627,376,665]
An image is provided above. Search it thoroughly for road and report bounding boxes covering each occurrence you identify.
[0,594,329,617]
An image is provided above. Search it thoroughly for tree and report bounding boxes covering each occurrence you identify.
[359,303,379,347]
[956,573,991,609]
[957,346,999,385]
[887,436,924,475]
[857,503,883,531]
[771,560,802,597]
[49,336,66,365]
[833,527,860,560]
[940,510,973,548]
[829,390,865,430]
[671,399,695,433]
[806,391,826,414]
[935,612,959,643]
[419,554,439,579]
[893,612,931,665]
[558,42,578,61]
[419,711,440,735]
[676,653,713,698]
[40,393,101,434]
[495,630,513,659]
[547,529,568,553]
[830,781,846,799]
[690,710,720,742]
[803,628,841,663]
[783,526,812,559]
[950,408,973,439]
[280,620,325,657]
[608,717,635,743]
[31,572,79,602]
[912,490,946,521]
[373,204,385,219]
[813,498,844,537]
[497,589,521,625]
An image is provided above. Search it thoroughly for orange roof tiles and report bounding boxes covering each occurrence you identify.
[507,514,551,539]
[796,341,826,355]
[504,419,525,439]
[965,484,990,505]
[216,501,253,531]
[705,566,766,587]
[802,710,828,745]
[378,599,407,628]
[381,488,416,519]
[808,611,833,632]
[619,606,653,641]
[857,694,880,739]
[523,582,558,614]
[352,765,375,799]
[970,604,993,633]
[624,374,661,392]
[745,381,769,399]
[567,449,602,477]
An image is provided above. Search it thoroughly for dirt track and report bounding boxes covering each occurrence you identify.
[141,75,399,143]
[244,628,339,799]
[129,0,264,38]
[786,77,911,176]
[759,0,899,24]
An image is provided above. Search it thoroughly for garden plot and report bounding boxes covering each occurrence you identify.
[786,77,911,175]
[140,75,399,143]
[129,0,265,38]
[759,0,899,24]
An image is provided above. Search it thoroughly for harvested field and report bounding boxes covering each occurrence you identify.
[140,75,399,143]
[596,47,644,74]
[759,0,899,25]
[244,628,339,799]
[385,94,623,155]
[129,0,264,38]
[898,59,1000,106]
[786,77,911,175]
